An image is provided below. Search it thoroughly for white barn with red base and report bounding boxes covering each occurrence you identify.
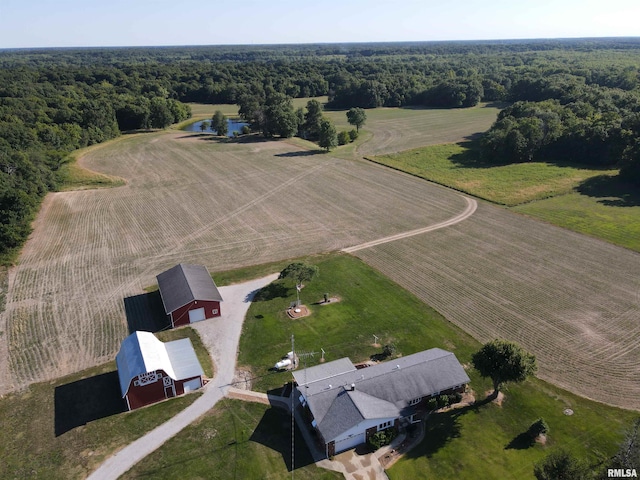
[116,331,205,411]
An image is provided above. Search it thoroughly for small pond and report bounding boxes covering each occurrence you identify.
[183,118,249,137]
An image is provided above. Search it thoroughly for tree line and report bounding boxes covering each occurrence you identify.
[0,39,639,261]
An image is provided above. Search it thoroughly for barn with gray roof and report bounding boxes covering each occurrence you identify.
[156,264,223,328]
[293,348,469,456]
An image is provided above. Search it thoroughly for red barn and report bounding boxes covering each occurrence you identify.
[116,331,205,411]
[157,264,223,328]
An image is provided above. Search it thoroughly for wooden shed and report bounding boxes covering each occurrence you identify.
[116,331,205,411]
[156,263,223,328]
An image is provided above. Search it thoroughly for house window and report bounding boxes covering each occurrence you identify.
[409,396,422,406]
[213,309,218,315]
[377,421,393,431]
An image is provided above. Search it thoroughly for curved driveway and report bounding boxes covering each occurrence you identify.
[87,273,279,480]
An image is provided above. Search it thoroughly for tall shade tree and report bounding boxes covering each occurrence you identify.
[318,118,338,151]
[279,262,319,306]
[471,339,537,396]
[199,120,210,132]
[211,110,228,137]
[304,99,323,139]
[346,107,367,132]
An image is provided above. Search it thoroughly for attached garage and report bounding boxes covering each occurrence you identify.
[156,264,223,328]
[334,432,366,452]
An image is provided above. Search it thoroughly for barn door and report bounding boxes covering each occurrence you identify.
[163,376,176,398]
[188,307,206,323]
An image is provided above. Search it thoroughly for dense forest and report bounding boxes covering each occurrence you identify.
[1,38,639,262]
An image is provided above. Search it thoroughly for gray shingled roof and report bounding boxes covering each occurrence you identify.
[296,348,469,442]
[156,264,223,314]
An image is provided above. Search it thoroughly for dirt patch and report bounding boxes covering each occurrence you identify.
[287,305,310,319]
[233,368,253,390]
[317,296,341,305]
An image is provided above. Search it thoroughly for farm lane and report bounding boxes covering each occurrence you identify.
[342,195,477,253]
[87,273,278,480]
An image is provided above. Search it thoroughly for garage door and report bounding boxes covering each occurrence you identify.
[188,307,206,323]
[183,378,202,392]
[335,432,365,453]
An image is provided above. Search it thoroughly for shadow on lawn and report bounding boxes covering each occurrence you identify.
[54,371,126,436]
[123,290,171,334]
[250,407,314,472]
[405,397,495,460]
[505,431,537,450]
[274,149,325,158]
[576,174,640,207]
[251,282,291,302]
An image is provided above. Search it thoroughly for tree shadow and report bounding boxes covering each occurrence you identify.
[123,291,171,334]
[448,140,509,169]
[505,431,536,450]
[404,408,464,459]
[54,371,126,436]
[274,150,325,157]
[250,407,314,471]
[576,174,640,207]
[252,282,291,302]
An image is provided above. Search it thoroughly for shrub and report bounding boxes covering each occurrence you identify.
[241,125,251,135]
[437,395,450,409]
[368,429,397,450]
[529,418,549,438]
[349,129,359,141]
[450,392,463,404]
[338,130,350,145]
[426,398,438,411]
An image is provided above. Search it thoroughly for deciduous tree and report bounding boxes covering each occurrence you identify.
[472,339,537,396]
[318,118,338,151]
[346,107,367,132]
[211,111,228,136]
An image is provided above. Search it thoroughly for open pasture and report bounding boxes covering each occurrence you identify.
[354,201,640,410]
[323,103,502,157]
[0,131,468,392]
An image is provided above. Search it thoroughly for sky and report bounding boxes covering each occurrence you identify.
[0,0,638,49]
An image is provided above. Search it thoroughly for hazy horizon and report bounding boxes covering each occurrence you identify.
[1,0,639,50]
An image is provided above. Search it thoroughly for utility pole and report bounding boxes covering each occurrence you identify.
[291,334,295,479]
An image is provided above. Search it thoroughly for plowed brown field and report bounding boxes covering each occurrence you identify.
[354,202,640,409]
[0,132,468,392]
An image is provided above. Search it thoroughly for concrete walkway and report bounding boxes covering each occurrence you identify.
[87,273,279,480]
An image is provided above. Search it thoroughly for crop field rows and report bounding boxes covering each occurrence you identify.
[0,132,469,392]
[354,202,640,410]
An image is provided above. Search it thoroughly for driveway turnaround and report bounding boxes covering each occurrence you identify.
[87,273,279,480]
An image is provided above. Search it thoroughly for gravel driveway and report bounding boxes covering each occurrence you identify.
[87,273,279,480]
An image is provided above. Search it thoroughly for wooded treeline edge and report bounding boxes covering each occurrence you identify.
[1,38,639,263]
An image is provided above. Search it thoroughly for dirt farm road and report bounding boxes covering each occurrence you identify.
[342,195,477,253]
[87,273,279,480]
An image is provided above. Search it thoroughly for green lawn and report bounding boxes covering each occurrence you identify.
[0,327,210,479]
[236,253,636,479]
[121,399,341,480]
[373,142,614,206]
[513,183,640,252]
[237,253,480,394]
[372,142,640,252]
